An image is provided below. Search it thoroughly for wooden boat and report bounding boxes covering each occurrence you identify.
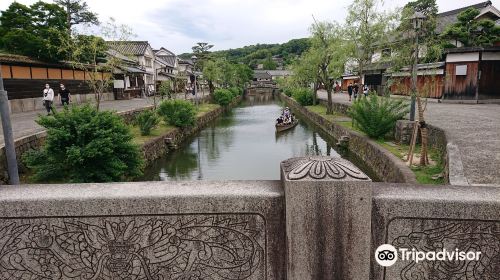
[276,119,298,132]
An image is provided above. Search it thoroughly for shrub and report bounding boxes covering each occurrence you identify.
[282,87,294,97]
[229,86,242,98]
[158,80,173,99]
[157,99,197,127]
[348,94,409,139]
[23,104,143,183]
[292,87,314,106]
[135,110,160,136]
[213,88,234,106]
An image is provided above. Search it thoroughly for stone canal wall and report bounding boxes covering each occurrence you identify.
[280,93,417,183]
[0,156,498,279]
[140,96,242,165]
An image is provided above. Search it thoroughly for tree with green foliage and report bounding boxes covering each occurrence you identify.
[392,0,443,166]
[157,99,197,128]
[291,48,321,104]
[292,88,315,106]
[23,104,143,183]
[262,55,277,70]
[158,80,173,99]
[54,0,99,32]
[232,64,253,88]
[0,2,69,62]
[345,0,394,78]
[69,18,133,111]
[309,20,349,114]
[441,7,500,47]
[349,94,409,139]
[192,42,214,71]
[203,59,219,94]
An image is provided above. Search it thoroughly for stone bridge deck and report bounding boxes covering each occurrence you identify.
[317,90,500,186]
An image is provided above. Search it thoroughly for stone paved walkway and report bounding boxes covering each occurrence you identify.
[317,90,500,186]
[0,91,207,146]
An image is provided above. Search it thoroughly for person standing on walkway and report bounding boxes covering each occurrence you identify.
[363,84,369,97]
[43,83,55,115]
[353,83,359,100]
[58,83,71,106]
[347,83,353,101]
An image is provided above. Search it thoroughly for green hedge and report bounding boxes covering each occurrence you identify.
[292,87,314,106]
[157,99,197,128]
[214,88,236,106]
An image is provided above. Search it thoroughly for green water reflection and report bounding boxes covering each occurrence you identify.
[142,94,374,181]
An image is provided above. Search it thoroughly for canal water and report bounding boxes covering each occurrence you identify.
[142,94,376,181]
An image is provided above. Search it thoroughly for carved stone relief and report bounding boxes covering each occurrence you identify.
[0,214,266,280]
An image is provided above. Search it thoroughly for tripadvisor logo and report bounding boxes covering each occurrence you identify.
[374,244,481,267]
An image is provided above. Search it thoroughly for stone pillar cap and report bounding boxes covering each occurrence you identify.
[281,156,371,181]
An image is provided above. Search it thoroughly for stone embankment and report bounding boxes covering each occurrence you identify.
[141,97,241,165]
[281,93,417,183]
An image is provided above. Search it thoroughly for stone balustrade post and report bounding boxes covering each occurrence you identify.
[281,156,372,280]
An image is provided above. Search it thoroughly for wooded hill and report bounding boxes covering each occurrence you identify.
[179,38,311,69]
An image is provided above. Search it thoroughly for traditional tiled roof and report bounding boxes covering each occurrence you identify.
[253,71,272,79]
[0,53,60,67]
[107,41,150,56]
[436,1,498,33]
[156,55,176,67]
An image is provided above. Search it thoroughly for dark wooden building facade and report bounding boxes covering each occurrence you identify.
[0,54,105,100]
[444,47,500,101]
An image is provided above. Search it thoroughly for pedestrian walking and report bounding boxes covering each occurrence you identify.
[353,83,359,100]
[42,83,55,115]
[347,83,353,101]
[335,81,340,93]
[363,84,369,97]
[59,83,71,106]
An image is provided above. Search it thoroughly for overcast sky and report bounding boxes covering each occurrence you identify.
[1,0,498,53]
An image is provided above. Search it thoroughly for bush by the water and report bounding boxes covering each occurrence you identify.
[213,88,235,106]
[229,87,243,98]
[348,94,409,139]
[157,99,197,127]
[292,88,314,106]
[23,104,143,183]
[282,86,293,97]
[135,110,160,136]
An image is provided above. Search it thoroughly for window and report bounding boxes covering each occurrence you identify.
[456,65,467,76]
[145,58,152,68]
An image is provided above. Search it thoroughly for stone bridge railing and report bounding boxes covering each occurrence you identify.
[0,156,498,279]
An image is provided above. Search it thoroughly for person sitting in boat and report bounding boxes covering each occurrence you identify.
[276,116,284,125]
[283,107,291,118]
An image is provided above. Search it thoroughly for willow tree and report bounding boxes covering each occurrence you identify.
[308,21,349,114]
[291,48,321,104]
[345,0,394,79]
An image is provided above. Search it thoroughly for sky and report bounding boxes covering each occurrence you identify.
[1,0,498,54]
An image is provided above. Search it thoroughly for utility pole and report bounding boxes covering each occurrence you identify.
[0,64,20,185]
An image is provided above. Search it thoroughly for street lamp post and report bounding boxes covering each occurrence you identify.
[0,64,20,185]
[191,55,198,106]
[409,11,426,122]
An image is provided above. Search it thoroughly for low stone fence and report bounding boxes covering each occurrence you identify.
[9,92,115,114]
[0,156,498,279]
[281,93,416,183]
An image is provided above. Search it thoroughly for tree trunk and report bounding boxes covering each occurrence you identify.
[313,82,318,105]
[326,86,333,114]
[417,96,428,166]
[209,80,214,94]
